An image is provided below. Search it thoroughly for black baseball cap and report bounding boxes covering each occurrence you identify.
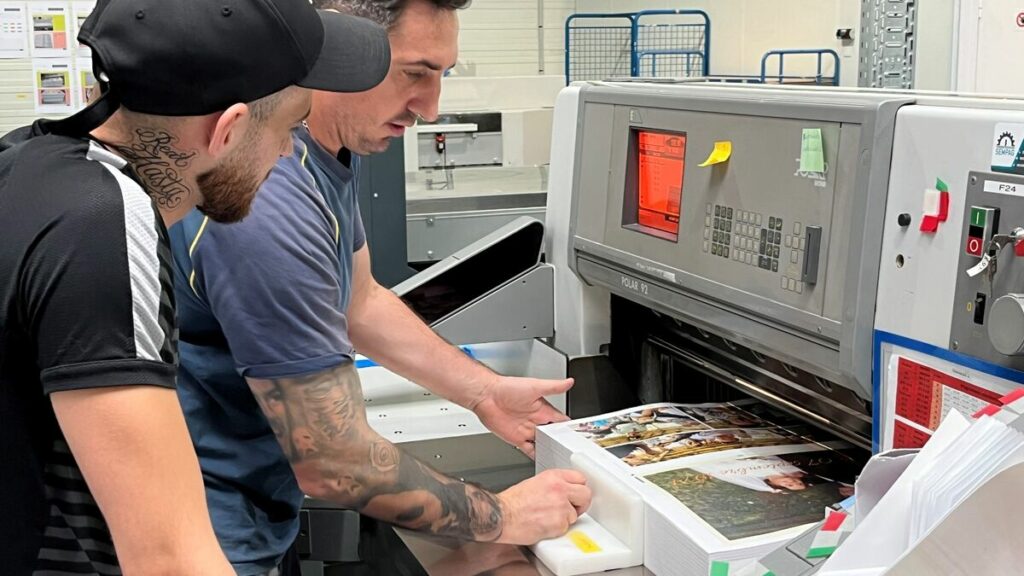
[51,0,389,133]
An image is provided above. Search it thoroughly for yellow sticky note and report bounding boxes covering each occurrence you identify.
[699,141,732,167]
[568,530,602,554]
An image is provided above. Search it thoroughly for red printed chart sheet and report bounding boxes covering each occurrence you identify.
[892,420,932,449]
[637,131,685,239]
[892,357,1003,449]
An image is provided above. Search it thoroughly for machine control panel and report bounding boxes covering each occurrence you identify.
[951,172,1024,370]
[703,203,816,294]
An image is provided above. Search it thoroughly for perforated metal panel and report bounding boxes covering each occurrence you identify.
[859,0,917,89]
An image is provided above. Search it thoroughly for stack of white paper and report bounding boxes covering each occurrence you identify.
[821,407,1024,575]
[537,401,864,576]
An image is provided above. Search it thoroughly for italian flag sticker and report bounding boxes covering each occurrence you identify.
[806,510,852,558]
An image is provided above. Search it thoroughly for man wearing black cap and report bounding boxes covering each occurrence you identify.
[0,0,390,574]
[170,1,590,574]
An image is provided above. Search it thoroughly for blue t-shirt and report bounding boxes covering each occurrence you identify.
[168,128,365,575]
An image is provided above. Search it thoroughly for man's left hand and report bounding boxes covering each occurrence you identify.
[471,376,574,459]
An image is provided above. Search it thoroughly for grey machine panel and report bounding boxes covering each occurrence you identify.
[568,83,912,400]
[394,216,554,346]
[950,171,1024,370]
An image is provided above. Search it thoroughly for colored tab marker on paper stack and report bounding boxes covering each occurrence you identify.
[805,510,852,559]
[709,560,775,576]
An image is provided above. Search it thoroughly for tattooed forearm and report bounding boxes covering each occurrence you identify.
[246,363,505,541]
[113,128,197,209]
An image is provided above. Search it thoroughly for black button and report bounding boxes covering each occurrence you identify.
[761,229,767,241]
[968,225,985,238]
[775,219,784,231]
[713,231,720,242]
[727,208,733,219]
[769,217,776,229]
[713,245,720,256]
[715,205,721,216]
[725,234,731,244]
[759,244,766,255]
[772,260,779,272]
[724,247,730,259]
[726,222,732,232]
[773,246,780,258]
[898,213,912,227]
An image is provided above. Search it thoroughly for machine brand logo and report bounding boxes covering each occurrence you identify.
[991,123,1024,173]
[996,132,1016,156]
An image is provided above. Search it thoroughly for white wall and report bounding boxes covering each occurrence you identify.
[956,0,1024,95]
[916,0,957,91]
[455,0,577,77]
[572,0,859,82]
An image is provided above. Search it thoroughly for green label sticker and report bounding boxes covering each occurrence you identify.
[800,128,825,173]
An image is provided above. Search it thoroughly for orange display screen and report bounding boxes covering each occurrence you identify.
[637,130,685,239]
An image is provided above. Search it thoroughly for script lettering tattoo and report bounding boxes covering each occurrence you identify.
[247,364,504,541]
[114,128,197,209]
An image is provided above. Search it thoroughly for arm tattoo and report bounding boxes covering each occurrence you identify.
[112,128,197,210]
[247,363,505,541]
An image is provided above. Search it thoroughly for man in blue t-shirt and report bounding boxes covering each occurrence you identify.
[168,1,591,574]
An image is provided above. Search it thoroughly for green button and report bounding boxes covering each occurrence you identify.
[971,207,987,227]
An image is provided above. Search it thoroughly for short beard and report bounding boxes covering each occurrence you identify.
[194,134,263,223]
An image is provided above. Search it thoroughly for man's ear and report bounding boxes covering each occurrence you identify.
[207,103,251,159]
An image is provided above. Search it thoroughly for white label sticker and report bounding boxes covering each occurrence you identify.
[992,123,1024,172]
[985,180,1023,196]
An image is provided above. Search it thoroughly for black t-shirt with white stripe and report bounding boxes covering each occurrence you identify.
[0,128,178,575]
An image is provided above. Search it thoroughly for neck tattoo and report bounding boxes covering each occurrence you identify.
[113,128,198,210]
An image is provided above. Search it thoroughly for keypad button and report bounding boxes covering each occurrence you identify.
[791,251,798,264]
[705,216,712,227]
[772,260,779,272]
[725,234,731,245]
[706,204,712,215]
[781,277,789,289]
[800,238,807,250]
[727,208,733,219]
[715,205,721,216]
[726,222,732,232]
[773,246,780,259]
[703,241,709,252]
[704,229,710,240]
[756,214,762,226]
[724,247,730,259]
[789,278,797,291]
[796,281,804,294]
[769,216,776,229]
[794,222,802,235]
[775,219,783,231]
[785,236,792,248]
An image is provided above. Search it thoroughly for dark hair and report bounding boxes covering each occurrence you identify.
[312,0,471,30]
